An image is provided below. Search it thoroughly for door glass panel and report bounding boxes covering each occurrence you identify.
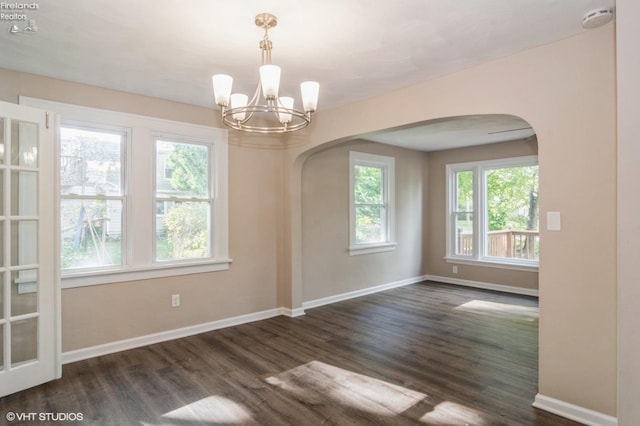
[0,273,4,317]
[0,170,4,215]
[10,220,38,266]
[11,171,38,216]
[11,318,38,366]
[0,117,4,164]
[11,270,37,316]
[0,104,54,395]
[0,325,4,371]
[0,221,3,268]
[11,120,38,167]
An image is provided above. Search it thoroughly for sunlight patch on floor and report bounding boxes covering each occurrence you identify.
[420,401,487,425]
[266,360,427,416]
[454,299,538,321]
[157,395,253,424]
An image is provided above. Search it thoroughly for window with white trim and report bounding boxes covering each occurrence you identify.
[349,151,396,255]
[60,125,127,270]
[20,97,230,287]
[154,139,212,262]
[446,156,539,270]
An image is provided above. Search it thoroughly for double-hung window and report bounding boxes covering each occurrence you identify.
[446,156,538,270]
[154,139,212,262]
[59,125,127,270]
[349,151,396,255]
[20,97,230,287]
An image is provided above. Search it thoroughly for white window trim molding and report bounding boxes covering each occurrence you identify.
[444,257,538,272]
[446,155,538,270]
[20,97,231,288]
[349,151,396,255]
[349,242,398,256]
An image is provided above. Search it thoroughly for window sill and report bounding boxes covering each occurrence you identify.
[349,242,398,256]
[444,256,538,272]
[61,258,232,288]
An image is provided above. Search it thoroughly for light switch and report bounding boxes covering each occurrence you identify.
[547,211,561,231]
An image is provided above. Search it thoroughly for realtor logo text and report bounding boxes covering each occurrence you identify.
[1,2,39,9]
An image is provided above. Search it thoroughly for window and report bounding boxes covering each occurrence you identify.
[155,139,211,262]
[446,156,538,270]
[349,151,396,255]
[20,97,230,287]
[60,126,126,270]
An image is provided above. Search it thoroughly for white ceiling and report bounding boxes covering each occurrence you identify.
[364,115,536,151]
[0,0,613,148]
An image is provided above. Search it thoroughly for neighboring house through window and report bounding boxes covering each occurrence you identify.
[59,125,126,270]
[154,139,212,262]
[20,97,230,287]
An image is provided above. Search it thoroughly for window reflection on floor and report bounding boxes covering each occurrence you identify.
[454,300,538,321]
[153,396,253,425]
[267,360,426,416]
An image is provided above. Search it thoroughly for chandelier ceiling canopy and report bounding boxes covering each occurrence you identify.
[212,13,320,134]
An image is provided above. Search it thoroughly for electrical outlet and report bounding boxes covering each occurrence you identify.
[171,294,180,307]
[452,266,458,274]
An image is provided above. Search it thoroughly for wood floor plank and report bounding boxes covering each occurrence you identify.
[0,281,581,425]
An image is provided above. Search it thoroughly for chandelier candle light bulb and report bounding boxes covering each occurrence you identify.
[212,74,233,106]
[230,93,248,121]
[211,12,320,133]
[300,81,320,112]
[278,96,294,123]
[259,65,281,99]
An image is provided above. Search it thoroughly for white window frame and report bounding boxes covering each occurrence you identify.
[349,151,397,256]
[445,156,538,272]
[20,97,230,288]
[58,122,129,271]
[153,136,214,263]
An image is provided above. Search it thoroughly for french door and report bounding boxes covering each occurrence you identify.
[0,101,58,397]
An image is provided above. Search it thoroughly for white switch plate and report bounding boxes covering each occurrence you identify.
[547,212,561,231]
[171,294,180,307]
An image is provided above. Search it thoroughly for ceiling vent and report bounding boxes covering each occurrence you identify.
[582,8,614,29]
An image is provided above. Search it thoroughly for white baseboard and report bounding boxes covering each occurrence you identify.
[280,307,306,318]
[426,275,539,297]
[62,307,286,365]
[63,275,428,364]
[302,275,429,310]
[61,274,531,365]
[533,394,618,426]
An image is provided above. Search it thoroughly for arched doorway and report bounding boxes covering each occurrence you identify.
[297,114,538,307]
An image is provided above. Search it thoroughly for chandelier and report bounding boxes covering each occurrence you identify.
[212,13,320,134]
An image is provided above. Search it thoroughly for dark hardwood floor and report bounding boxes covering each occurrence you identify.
[0,281,580,425]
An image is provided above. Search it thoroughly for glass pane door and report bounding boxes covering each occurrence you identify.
[0,101,56,397]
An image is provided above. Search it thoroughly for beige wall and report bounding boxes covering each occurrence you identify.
[426,139,539,290]
[284,27,617,416]
[301,140,428,302]
[0,68,284,352]
[617,0,640,423]
[302,136,538,301]
[0,20,623,421]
